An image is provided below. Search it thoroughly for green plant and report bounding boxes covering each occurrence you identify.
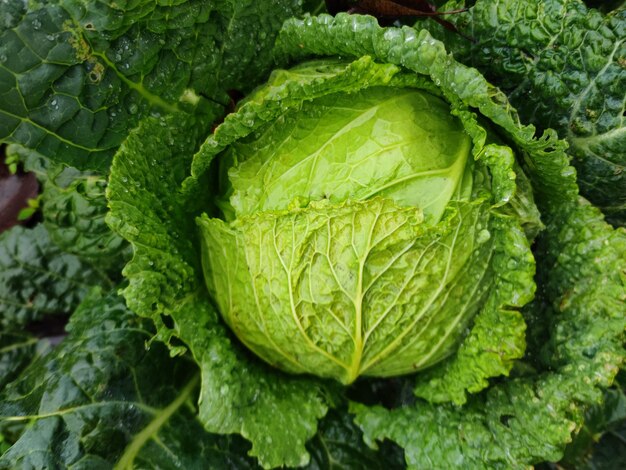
[0,1,624,469]
[196,59,539,387]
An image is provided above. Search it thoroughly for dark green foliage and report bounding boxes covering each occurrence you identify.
[0,289,259,469]
[305,410,405,469]
[1,2,624,468]
[42,171,131,273]
[0,0,304,170]
[430,0,626,225]
[0,332,46,391]
[0,224,111,329]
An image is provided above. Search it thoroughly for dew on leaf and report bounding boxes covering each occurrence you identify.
[476,229,491,244]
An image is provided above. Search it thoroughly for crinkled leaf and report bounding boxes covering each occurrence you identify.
[0,332,47,392]
[0,0,304,170]
[0,224,111,329]
[272,13,625,467]
[199,197,495,384]
[42,170,131,273]
[304,410,405,469]
[106,114,329,468]
[352,198,626,468]
[0,289,258,469]
[413,212,533,405]
[6,142,131,273]
[432,0,626,224]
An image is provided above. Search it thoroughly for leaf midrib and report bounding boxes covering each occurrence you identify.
[114,374,200,469]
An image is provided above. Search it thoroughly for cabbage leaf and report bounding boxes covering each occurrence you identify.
[0,224,111,329]
[431,0,626,225]
[0,0,304,170]
[0,289,258,469]
[106,114,329,468]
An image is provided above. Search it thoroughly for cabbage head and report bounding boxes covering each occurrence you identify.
[106,13,625,468]
[196,57,540,385]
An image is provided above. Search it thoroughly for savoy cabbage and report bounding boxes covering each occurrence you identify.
[0,1,624,469]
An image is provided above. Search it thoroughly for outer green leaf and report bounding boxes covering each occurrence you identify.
[304,410,405,470]
[561,380,626,469]
[5,143,130,274]
[106,114,328,468]
[0,289,258,469]
[413,212,533,405]
[433,0,626,224]
[0,224,111,329]
[42,171,131,272]
[0,332,47,391]
[353,198,626,469]
[0,0,304,170]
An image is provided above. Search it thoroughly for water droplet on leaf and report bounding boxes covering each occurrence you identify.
[476,229,491,244]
